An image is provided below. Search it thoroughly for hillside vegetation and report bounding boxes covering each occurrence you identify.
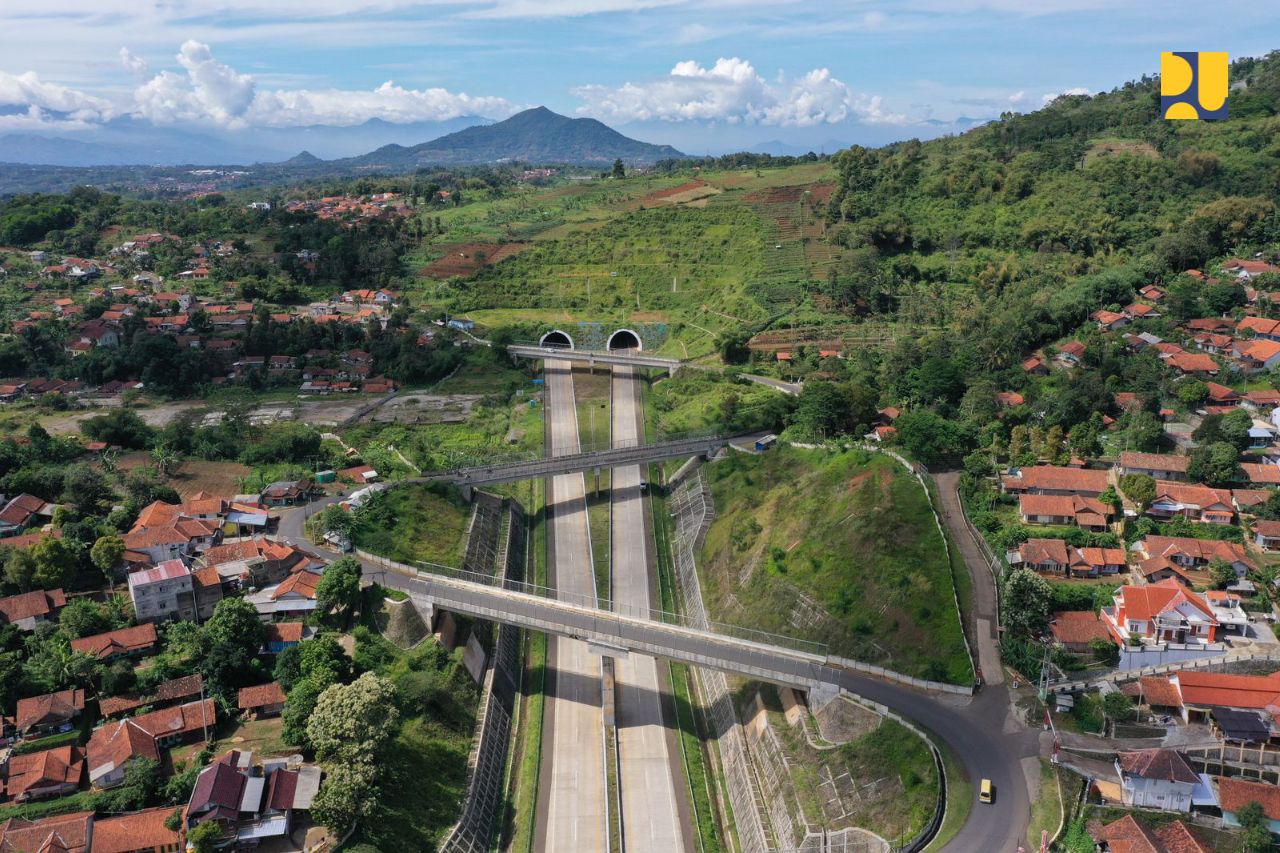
[699,446,971,684]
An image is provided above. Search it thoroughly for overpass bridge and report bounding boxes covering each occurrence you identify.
[389,565,833,687]
[419,433,759,488]
[507,344,683,372]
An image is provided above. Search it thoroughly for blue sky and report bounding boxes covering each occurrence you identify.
[0,0,1275,153]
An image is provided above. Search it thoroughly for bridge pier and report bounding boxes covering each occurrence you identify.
[461,484,474,502]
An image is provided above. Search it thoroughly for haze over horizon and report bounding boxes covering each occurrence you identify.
[0,0,1277,163]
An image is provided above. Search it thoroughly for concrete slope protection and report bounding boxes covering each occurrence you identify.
[609,365,689,852]
[537,360,608,852]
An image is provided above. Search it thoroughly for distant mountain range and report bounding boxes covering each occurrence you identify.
[331,107,687,168]
[0,107,685,169]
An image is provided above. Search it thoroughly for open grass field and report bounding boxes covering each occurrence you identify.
[699,446,972,684]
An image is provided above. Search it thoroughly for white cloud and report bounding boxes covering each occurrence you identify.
[124,40,517,128]
[248,81,519,127]
[573,57,905,126]
[118,48,151,80]
[0,70,115,121]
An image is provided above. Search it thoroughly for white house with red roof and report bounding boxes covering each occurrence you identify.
[127,559,196,623]
[1101,580,1219,647]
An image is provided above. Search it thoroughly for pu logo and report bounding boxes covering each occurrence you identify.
[1161,52,1228,120]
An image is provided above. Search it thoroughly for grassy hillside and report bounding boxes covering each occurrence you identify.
[350,482,472,567]
[699,446,971,684]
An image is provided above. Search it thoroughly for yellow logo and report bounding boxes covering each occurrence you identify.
[1161,51,1228,120]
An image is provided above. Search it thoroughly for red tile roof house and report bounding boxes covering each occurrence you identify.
[86,718,160,788]
[1243,462,1280,486]
[1223,257,1280,280]
[200,537,318,587]
[1091,814,1211,853]
[1146,481,1236,525]
[14,688,85,737]
[99,674,204,719]
[1116,451,1190,481]
[262,622,312,655]
[184,749,315,847]
[89,807,183,853]
[1167,670,1280,724]
[0,810,93,853]
[1237,315,1280,342]
[1255,519,1280,552]
[245,570,322,620]
[0,588,66,631]
[1204,381,1240,406]
[70,623,158,661]
[237,682,287,718]
[1049,611,1112,652]
[1161,350,1220,376]
[1000,465,1109,497]
[1218,775,1280,837]
[0,493,57,536]
[1101,580,1219,648]
[1114,748,1200,812]
[1091,309,1129,331]
[88,699,215,789]
[3,745,85,802]
[1007,538,1126,579]
[1135,535,1256,580]
[1055,340,1087,366]
[1017,493,1112,531]
[1021,355,1048,375]
[1233,337,1280,374]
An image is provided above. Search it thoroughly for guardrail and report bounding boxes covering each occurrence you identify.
[1049,650,1280,693]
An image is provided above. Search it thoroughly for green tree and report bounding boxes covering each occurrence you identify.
[316,504,354,538]
[90,535,125,577]
[282,677,327,748]
[1187,441,1242,487]
[59,598,111,639]
[1102,691,1133,723]
[310,759,379,834]
[80,409,155,449]
[611,158,625,179]
[1221,408,1254,452]
[1119,473,1157,511]
[1209,556,1238,589]
[61,465,112,516]
[1003,569,1053,634]
[31,537,77,590]
[306,672,399,763]
[1235,800,1273,852]
[187,821,225,853]
[200,598,266,700]
[893,411,973,465]
[315,557,362,627]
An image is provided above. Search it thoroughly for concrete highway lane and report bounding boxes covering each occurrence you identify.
[610,365,689,853]
[537,361,608,853]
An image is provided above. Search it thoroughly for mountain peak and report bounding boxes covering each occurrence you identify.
[339,106,686,167]
[285,150,322,165]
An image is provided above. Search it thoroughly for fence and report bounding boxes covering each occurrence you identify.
[669,467,772,853]
[440,498,527,853]
[1049,650,1280,693]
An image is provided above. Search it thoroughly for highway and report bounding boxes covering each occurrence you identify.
[537,360,608,852]
[609,366,690,853]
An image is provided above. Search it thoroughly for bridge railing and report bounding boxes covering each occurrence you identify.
[356,549,827,658]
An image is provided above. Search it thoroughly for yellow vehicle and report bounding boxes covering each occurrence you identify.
[979,778,994,804]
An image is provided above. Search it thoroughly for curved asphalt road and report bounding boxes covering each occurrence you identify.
[280,472,1038,852]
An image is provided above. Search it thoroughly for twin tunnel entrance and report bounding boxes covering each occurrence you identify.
[539,328,642,351]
